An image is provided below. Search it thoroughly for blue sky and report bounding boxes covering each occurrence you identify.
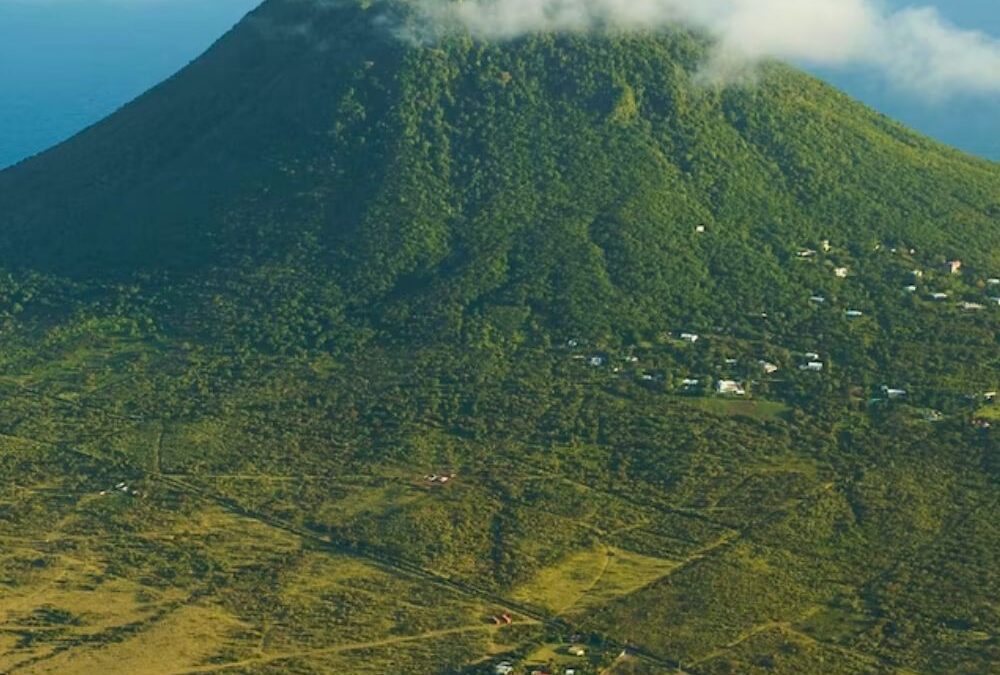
[819,0,1000,161]
[0,0,997,168]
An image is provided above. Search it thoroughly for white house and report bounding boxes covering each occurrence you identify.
[682,378,700,387]
[800,362,824,372]
[834,267,849,278]
[882,386,907,399]
[680,333,700,343]
[930,292,949,301]
[944,260,963,275]
[988,278,1000,286]
[494,662,515,675]
[962,302,985,311]
[810,296,826,304]
[845,310,864,318]
[589,356,606,367]
[758,360,779,374]
[797,249,817,258]
[716,380,746,396]
[804,352,821,361]
[905,285,917,293]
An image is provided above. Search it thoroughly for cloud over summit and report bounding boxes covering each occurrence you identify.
[410,0,1000,97]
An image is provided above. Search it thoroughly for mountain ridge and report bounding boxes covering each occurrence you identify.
[0,0,997,286]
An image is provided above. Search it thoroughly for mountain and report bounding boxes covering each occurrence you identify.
[0,2,998,674]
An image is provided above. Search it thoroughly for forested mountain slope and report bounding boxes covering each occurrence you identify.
[0,1,998,674]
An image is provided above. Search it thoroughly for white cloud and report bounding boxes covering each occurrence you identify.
[411,0,1000,97]
[875,7,1000,96]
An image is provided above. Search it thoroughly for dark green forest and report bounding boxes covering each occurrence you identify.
[0,1,997,673]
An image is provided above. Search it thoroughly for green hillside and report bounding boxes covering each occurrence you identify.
[0,1,998,673]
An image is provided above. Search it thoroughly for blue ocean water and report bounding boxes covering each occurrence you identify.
[0,0,260,169]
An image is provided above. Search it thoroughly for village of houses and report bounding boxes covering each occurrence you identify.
[477,242,999,674]
[563,235,1000,426]
[490,633,610,675]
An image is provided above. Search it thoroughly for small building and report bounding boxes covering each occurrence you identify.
[716,380,746,396]
[821,239,832,252]
[804,352,821,361]
[930,292,949,301]
[845,310,864,318]
[494,662,515,675]
[800,362,824,372]
[680,333,700,343]
[810,296,826,304]
[834,267,849,278]
[724,358,738,365]
[588,356,606,367]
[988,278,1000,286]
[962,302,985,311]
[991,297,1000,305]
[904,285,917,293]
[682,378,700,388]
[797,249,817,258]
[944,260,963,275]
[912,269,924,279]
[695,225,706,233]
[759,360,779,374]
[882,386,907,399]
[984,392,997,402]
[567,645,587,657]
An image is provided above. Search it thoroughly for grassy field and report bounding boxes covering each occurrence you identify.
[973,404,1000,420]
[0,439,505,674]
[684,397,792,422]
[510,546,678,616]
